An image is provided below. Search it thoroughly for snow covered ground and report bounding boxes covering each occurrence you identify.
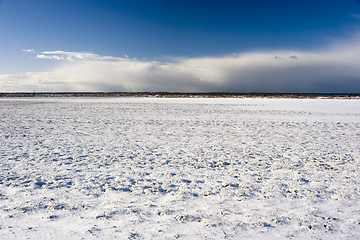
[0,97,359,239]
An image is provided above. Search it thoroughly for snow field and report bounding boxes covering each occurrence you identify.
[0,98,359,239]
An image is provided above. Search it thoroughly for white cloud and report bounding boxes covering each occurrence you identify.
[0,72,73,92]
[3,37,360,93]
[22,49,35,53]
[35,50,126,62]
[36,54,64,60]
[351,14,360,19]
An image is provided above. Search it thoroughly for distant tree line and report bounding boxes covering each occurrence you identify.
[0,92,359,99]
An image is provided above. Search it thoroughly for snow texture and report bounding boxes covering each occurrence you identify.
[0,97,359,239]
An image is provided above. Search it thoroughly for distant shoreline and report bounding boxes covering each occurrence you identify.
[0,92,359,99]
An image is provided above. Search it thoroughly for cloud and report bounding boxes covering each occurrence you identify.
[22,49,35,53]
[3,38,360,93]
[351,14,360,19]
[0,72,74,92]
[36,54,64,60]
[35,50,125,62]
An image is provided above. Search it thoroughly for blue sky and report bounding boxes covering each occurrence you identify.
[1,0,360,92]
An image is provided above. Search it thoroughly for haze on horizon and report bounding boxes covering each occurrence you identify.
[1,0,360,93]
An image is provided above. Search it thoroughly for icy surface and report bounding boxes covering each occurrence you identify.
[0,97,359,239]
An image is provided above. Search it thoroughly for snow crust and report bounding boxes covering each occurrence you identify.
[0,97,359,239]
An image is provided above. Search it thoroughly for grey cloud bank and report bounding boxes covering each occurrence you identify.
[1,40,360,93]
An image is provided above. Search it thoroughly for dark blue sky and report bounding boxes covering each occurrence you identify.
[1,0,360,92]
